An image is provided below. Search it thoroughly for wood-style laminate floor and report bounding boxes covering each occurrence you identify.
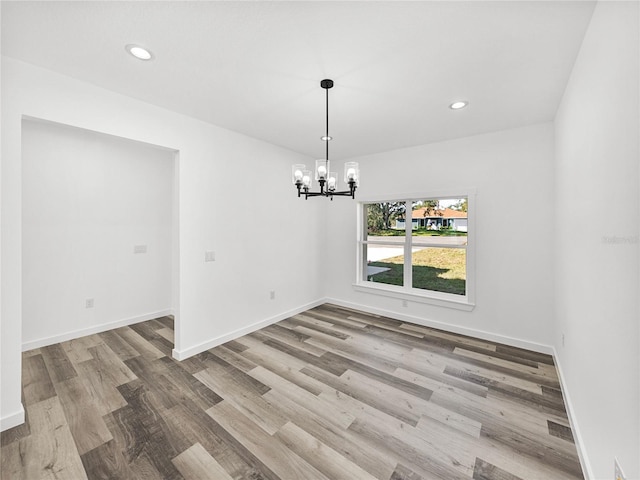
[1,304,584,480]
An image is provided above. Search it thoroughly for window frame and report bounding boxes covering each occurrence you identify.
[354,190,476,311]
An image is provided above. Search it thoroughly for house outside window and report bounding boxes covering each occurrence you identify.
[355,192,475,310]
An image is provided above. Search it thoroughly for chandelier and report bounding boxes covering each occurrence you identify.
[292,79,360,200]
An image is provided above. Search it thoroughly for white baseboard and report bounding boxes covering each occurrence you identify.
[1,404,25,432]
[325,297,554,354]
[172,299,325,361]
[551,347,594,480]
[22,309,174,351]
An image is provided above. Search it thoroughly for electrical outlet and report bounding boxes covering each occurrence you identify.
[85,298,94,309]
[205,251,215,262]
[562,333,565,347]
[402,299,408,308]
[270,290,276,300]
[615,458,626,480]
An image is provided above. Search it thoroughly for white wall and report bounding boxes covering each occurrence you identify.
[555,2,640,479]
[1,56,325,429]
[22,119,174,348]
[324,123,557,351]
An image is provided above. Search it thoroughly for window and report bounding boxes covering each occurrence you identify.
[355,193,475,310]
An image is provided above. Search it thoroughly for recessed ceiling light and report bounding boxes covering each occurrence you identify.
[125,44,153,61]
[449,101,469,110]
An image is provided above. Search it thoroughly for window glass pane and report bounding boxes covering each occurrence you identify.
[411,247,466,295]
[366,202,407,240]
[365,244,404,287]
[410,198,468,241]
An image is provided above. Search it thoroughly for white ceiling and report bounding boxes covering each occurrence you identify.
[1,1,596,160]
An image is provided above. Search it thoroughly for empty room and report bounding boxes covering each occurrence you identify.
[1,1,638,480]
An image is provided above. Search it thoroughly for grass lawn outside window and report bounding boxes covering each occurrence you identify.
[369,247,466,295]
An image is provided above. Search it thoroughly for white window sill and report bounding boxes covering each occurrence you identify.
[352,282,475,311]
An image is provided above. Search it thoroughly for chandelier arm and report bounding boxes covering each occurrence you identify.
[330,190,355,195]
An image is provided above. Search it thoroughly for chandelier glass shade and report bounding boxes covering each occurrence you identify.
[292,79,359,200]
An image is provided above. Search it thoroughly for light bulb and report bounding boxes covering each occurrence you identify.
[317,165,327,178]
[302,175,311,187]
[347,168,356,180]
[125,44,153,61]
[449,101,468,110]
[328,177,336,190]
[294,169,303,181]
